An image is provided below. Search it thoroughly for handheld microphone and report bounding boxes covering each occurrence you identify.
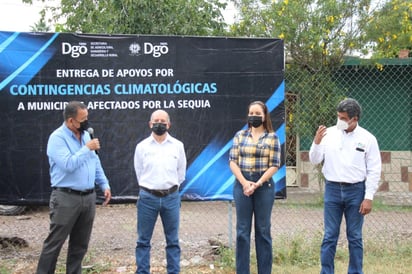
[87,127,95,139]
[87,127,99,155]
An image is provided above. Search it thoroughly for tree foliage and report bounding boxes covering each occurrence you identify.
[230,0,375,70]
[362,0,412,58]
[23,0,228,36]
[29,9,51,32]
[229,0,358,152]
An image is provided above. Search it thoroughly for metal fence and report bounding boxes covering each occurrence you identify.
[285,59,411,195]
[1,59,412,272]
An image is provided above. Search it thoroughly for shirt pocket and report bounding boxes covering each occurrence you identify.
[160,151,180,173]
[351,145,367,168]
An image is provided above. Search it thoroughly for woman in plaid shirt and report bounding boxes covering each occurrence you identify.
[229,101,281,274]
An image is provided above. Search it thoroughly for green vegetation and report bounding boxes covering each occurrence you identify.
[52,250,113,274]
[216,232,412,273]
[372,198,412,212]
[1,233,412,273]
[23,0,228,36]
[0,263,13,274]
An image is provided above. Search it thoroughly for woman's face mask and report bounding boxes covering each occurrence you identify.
[248,115,263,128]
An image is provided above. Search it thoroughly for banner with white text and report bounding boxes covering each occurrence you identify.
[0,31,285,204]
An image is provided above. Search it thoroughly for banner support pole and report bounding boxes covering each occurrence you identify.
[228,200,233,248]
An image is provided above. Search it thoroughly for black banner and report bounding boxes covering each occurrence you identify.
[0,31,285,204]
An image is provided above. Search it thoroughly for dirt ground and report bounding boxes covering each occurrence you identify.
[1,190,412,273]
[1,201,237,273]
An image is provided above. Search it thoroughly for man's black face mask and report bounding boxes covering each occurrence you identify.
[152,123,167,136]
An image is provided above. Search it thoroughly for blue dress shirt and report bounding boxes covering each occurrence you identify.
[47,123,110,192]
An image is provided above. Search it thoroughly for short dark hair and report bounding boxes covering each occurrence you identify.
[336,98,362,120]
[63,101,87,120]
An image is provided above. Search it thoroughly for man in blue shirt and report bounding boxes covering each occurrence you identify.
[36,101,111,274]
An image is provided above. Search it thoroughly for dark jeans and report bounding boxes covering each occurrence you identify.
[36,189,96,274]
[321,180,365,274]
[135,189,181,274]
[233,172,275,274]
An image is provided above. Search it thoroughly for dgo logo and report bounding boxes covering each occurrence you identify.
[144,42,169,58]
[62,42,88,58]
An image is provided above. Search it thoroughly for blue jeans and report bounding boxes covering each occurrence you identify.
[233,172,275,274]
[135,189,181,274]
[321,180,365,274]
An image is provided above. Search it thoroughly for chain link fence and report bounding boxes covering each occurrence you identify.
[1,59,412,272]
[285,59,412,194]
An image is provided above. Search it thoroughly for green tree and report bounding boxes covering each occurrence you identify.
[229,0,356,126]
[30,9,51,32]
[362,0,412,58]
[229,0,360,176]
[230,0,375,70]
[23,0,228,36]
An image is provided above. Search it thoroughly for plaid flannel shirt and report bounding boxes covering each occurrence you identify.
[229,129,281,173]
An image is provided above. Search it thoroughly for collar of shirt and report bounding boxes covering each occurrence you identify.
[246,129,268,137]
[62,122,86,141]
[149,132,171,144]
[340,123,359,136]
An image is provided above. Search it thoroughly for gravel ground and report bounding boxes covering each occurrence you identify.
[1,202,235,273]
[1,190,412,273]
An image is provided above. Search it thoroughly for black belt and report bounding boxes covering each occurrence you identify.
[328,181,364,186]
[139,185,178,197]
[53,187,95,196]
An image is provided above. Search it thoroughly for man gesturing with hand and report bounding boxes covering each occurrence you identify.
[309,98,381,274]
